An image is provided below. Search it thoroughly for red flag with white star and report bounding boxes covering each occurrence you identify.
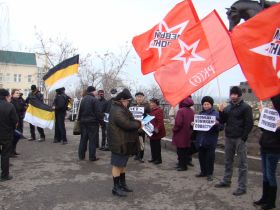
[154,11,238,106]
[231,3,280,101]
[132,0,199,75]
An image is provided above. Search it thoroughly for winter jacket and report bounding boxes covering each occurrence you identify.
[26,90,43,104]
[107,101,141,156]
[78,93,102,125]
[195,108,221,148]
[259,128,280,154]
[98,97,107,113]
[53,93,69,113]
[172,97,194,148]
[11,98,25,119]
[219,100,253,140]
[150,106,166,140]
[104,98,114,114]
[0,98,19,142]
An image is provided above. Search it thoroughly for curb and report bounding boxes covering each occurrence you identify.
[150,137,280,173]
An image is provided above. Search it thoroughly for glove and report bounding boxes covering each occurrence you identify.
[241,136,248,142]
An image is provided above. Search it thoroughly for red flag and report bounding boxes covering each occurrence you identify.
[154,11,238,106]
[231,3,280,101]
[132,0,199,75]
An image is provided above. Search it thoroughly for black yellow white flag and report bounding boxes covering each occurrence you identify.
[24,99,55,129]
[43,55,79,92]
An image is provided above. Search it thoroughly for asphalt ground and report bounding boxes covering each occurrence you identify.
[0,122,279,210]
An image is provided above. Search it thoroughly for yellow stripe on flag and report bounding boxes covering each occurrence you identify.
[45,64,78,87]
[26,104,55,121]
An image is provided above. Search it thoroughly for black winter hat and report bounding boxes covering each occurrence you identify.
[87,86,96,93]
[31,85,37,91]
[56,87,65,93]
[230,86,242,97]
[115,88,132,101]
[201,96,214,106]
[0,89,9,97]
[110,88,117,94]
[135,92,144,97]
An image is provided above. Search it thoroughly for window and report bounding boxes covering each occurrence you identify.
[14,74,17,82]
[242,88,246,93]
[28,75,32,83]
[18,74,21,82]
[0,73,2,82]
[6,73,10,82]
[13,74,22,82]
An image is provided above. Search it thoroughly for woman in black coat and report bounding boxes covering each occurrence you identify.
[254,94,280,210]
[107,89,142,197]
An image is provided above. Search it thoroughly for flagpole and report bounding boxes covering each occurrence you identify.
[216,77,222,102]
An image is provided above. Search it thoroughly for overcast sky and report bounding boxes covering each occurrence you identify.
[1,0,278,97]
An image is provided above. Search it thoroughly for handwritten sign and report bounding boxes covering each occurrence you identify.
[129,106,145,120]
[142,122,154,137]
[193,114,216,131]
[258,108,279,132]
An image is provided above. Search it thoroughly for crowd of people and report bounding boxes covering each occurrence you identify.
[0,85,279,210]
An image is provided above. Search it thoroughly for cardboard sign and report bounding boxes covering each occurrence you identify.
[129,106,145,120]
[193,114,216,131]
[258,108,279,132]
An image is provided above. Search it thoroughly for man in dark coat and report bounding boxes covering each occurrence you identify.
[98,90,108,150]
[0,89,18,181]
[131,92,151,163]
[26,85,45,141]
[78,86,102,161]
[53,87,69,144]
[215,86,253,196]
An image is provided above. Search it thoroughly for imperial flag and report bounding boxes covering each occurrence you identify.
[43,55,79,92]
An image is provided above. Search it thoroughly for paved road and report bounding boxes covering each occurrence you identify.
[0,122,279,210]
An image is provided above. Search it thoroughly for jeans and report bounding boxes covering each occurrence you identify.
[223,137,248,191]
[54,112,67,142]
[79,124,99,160]
[30,124,45,139]
[198,146,216,176]
[0,141,12,178]
[261,153,280,187]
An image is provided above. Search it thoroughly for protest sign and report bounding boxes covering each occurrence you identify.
[193,114,216,131]
[141,115,155,136]
[258,107,280,132]
[129,106,145,120]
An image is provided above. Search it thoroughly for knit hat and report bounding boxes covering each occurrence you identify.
[150,98,160,106]
[0,89,9,97]
[115,88,132,101]
[56,87,65,93]
[201,96,214,106]
[135,92,144,97]
[230,86,242,97]
[31,85,37,91]
[110,88,117,94]
[87,86,96,93]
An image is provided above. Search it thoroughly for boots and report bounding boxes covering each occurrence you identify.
[112,176,127,197]
[120,173,133,192]
[261,186,277,210]
[254,182,269,206]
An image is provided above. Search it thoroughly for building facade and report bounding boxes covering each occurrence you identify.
[0,50,39,97]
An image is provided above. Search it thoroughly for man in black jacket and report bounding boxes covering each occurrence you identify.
[53,87,69,144]
[98,90,107,150]
[26,85,45,142]
[215,86,253,196]
[78,86,102,161]
[0,89,18,181]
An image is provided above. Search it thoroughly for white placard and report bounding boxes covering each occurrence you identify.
[104,113,109,123]
[142,122,154,137]
[258,108,279,132]
[193,114,216,131]
[129,106,145,120]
